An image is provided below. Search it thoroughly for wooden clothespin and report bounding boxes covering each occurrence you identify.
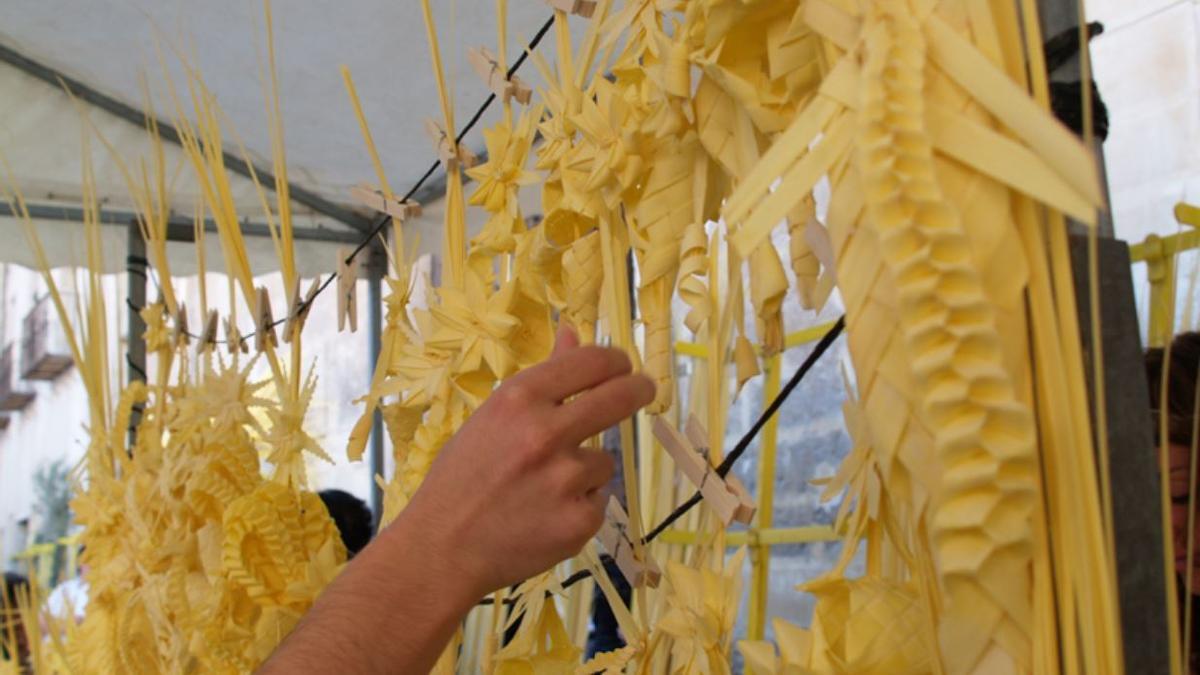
[595,496,661,588]
[283,277,321,343]
[254,287,278,352]
[545,0,596,18]
[653,415,756,526]
[337,249,358,333]
[197,309,219,354]
[467,47,532,105]
[224,317,248,354]
[349,184,422,222]
[424,119,479,171]
[172,303,190,347]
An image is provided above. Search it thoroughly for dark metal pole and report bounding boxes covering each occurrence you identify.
[0,202,361,244]
[1035,0,1169,670]
[366,241,386,521]
[1070,235,1171,675]
[126,221,146,447]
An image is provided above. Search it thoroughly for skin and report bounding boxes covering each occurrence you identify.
[260,325,655,674]
[1168,442,1200,592]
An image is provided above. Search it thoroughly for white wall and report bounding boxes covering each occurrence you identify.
[1088,0,1200,244]
[1081,0,1199,336]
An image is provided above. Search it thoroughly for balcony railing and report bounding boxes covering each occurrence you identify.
[0,343,35,411]
[21,295,73,381]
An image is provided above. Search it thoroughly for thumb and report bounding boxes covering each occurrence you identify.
[551,321,580,359]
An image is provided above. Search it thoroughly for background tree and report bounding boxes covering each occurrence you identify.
[32,459,72,584]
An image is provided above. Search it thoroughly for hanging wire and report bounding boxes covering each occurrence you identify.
[117,10,847,618]
[479,317,847,607]
[128,15,557,344]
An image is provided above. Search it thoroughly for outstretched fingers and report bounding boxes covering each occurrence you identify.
[512,345,635,404]
[558,447,616,495]
[550,322,580,359]
[555,373,655,445]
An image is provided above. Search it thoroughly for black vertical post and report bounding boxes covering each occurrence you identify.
[126,221,146,448]
[366,241,386,522]
[1070,235,1171,674]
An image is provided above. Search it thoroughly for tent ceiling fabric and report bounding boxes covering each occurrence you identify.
[0,0,566,205]
[0,0,571,274]
[0,60,354,275]
[0,64,307,219]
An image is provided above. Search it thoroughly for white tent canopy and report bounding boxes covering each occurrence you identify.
[0,0,564,275]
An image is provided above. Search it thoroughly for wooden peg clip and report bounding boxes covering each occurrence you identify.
[337,249,358,333]
[224,317,248,354]
[467,47,532,105]
[283,277,321,343]
[545,0,596,18]
[683,415,709,453]
[653,415,756,526]
[424,119,479,171]
[350,184,422,222]
[595,496,661,588]
[197,309,219,354]
[254,287,278,352]
[172,303,190,347]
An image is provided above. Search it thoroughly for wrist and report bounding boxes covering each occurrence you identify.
[378,501,489,613]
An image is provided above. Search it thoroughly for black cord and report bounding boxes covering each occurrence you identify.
[125,353,148,380]
[643,316,847,542]
[477,317,846,607]
[133,14,558,344]
[118,10,844,612]
[340,15,556,267]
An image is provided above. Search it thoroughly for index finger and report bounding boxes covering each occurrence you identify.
[550,322,579,359]
[553,373,655,444]
[510,345,634,403]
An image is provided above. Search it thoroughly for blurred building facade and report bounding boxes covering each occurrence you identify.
[0,263,375,573]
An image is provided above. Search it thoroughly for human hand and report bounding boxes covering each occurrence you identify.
[397,324,655,600]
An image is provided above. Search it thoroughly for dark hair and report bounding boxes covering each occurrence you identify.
[1,572,27,609]
[318,490,373,558]
[1,572,29,662]
[1145,332,1200,447]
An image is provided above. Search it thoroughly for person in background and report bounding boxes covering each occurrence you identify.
[45,546,88,625]
[586,557,633,657]
[1,571,31,671]
[318,490,374,559]
[1146,332,1200,673]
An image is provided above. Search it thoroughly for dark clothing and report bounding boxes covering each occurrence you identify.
[586,428,633,658]
[586,556,633,658]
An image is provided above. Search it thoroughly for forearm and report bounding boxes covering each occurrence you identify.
[259,512,477,674]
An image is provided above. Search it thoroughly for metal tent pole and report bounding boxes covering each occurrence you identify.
[126,221,146,448]
[0,202,361,244]
[366,242,386,521]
